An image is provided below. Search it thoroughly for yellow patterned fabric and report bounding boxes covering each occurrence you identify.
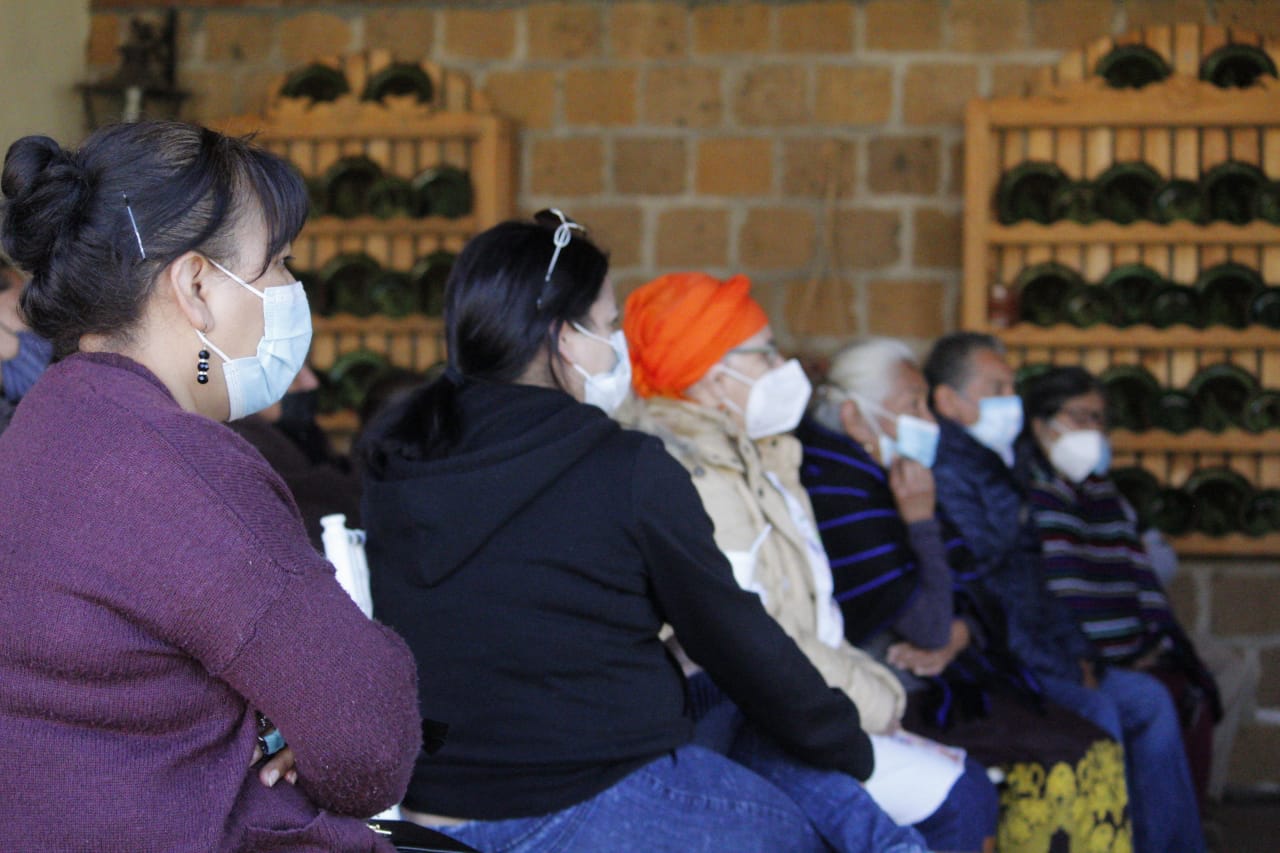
[997,739,1132,852]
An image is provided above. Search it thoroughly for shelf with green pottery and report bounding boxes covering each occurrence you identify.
[1109,428,1280,453]
[1167,530,1280,556]
[995,324,1280,348]
[987,220,1280,246]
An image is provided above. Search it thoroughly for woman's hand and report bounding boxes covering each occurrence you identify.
[887,620,970,676]
[888,458,936,524]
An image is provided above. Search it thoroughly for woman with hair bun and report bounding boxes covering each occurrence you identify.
[0,121,422,852]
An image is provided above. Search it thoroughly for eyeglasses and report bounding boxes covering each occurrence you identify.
[727,342,782,365]
[1055,405,1107,429]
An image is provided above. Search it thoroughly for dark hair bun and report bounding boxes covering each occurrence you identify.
[1,135,91,272]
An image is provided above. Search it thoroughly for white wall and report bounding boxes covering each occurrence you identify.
[0,0,89,152]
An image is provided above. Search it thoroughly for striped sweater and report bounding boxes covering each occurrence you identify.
[1025,459,1174,663]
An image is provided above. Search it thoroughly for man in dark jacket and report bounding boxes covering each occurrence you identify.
[924,332,1205,853]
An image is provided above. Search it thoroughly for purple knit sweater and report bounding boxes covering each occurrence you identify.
[0,353,421,852]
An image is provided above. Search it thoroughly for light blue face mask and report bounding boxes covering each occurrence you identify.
[196,257,313,421]
[966,394,1024,466]
[850,393,939,468]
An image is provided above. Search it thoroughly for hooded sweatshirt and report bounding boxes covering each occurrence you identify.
[361,380,872,820]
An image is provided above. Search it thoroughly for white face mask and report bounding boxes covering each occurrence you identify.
[966,394,1023,466]
[718,358,812,440]
[568,322,632,415]
[1048,423,1107,483]
[196,257,313,421]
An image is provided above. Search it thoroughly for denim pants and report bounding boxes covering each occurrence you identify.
[1040,668,1205,853]
[434,744,829,853]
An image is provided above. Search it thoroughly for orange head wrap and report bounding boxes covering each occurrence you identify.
[624,272,768,400]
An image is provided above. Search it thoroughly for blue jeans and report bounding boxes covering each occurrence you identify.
[695,699,929,853]
[1040,668,1205,853]
[433,744,828,853]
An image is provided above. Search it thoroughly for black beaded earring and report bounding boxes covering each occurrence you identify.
[197,349,210,385]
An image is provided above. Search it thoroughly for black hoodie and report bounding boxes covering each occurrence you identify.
[362,381,872,819]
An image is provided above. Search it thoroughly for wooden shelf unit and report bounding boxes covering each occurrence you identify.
[215,52,513,437]
[962,25,1280,556]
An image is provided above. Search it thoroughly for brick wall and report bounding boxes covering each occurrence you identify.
[87,0,1280,789]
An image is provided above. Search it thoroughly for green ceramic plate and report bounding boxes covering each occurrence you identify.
[1148,390,1199,435]
[1254,182,1280,225]
[323,155,385,219]
[1199,43,1279,89]
[1250,288,1280,329]
[410,250,457,316]
[1145,283,1203,329]
[1050,181,1100,224]
[366,176,415,220]
[1101,264,1167,327]
[1194,262,1264,329]
[1111,466,1161,530]
[1184,467,1254,537]
[1148,178,1207,224]
[1186,362,1259,431]
[361,62,434,104]
[1202,161,1267,225]
[1241,390,1280,433]
[1094,162,1163,224]
[1099,364,1162,432]
[319,252,382,317]
[326,349,391,411]
[1151,487,1195,535]
[1096,44,1172,89]
[412,166,474,219]
[280,63,350,102]
[996,162,1070,225]
[368,270,417,318]
[1016,262,1085,326]
[1241,489,1280,536]
[1062,284,1119,327]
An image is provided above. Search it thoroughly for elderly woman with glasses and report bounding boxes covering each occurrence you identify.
[359,214,928,853]
[621,273,999,853]
[1018,366,1225,813]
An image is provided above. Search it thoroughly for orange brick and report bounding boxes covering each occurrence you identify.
[1029,0,1115,51]
[615,138,687,195]
[1125,0,1213,29]
[565,69,638,127]
[815,66,894,126]
[948,0,1029,52]
[867,278,949,339]
[655,207,731,268]
[643,66,723,128]
[903,64,979,126]
[609,2,688,60]
[991,63,1042,99]
[777,3,854,53]
[734,65,811,126]
[528,3,604,61]
[696,138,773,196]
[740,207,816,269]
[781,138,857,199]
[785,277,859,337]
[1217,0,1280,38]
[865,0,942,51]
[571,204,645,269]
[206,12,274,63]
[913,207,962,268]
[529,138,605,197]
[363,9,436,62]
[692,4,771,54]
[833,209,901,270]
[280,12,353,64]
[483,70,556,131]
[945,140,965,196]
[87,14,121,67]
[868,136,941,196]
[442,8,516,60]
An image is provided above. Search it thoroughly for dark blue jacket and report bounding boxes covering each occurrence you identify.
[932,416,1094,682]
